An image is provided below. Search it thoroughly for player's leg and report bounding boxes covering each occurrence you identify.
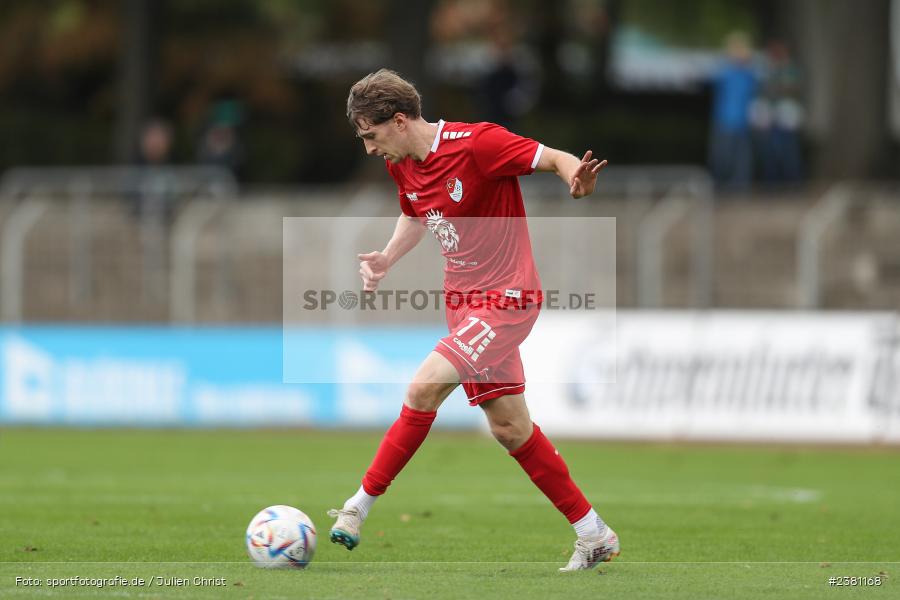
[479,393,619,570]
[329,351,460,550]
[480,393,594,520]
[360,350,459,495]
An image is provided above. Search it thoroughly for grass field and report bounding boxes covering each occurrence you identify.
[0,428,897,599]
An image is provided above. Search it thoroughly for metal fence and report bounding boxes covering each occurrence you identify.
[0,166,898,323]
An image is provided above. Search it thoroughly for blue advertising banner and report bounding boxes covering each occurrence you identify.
[0,327,477,428]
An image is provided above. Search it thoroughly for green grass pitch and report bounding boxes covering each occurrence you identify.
[0,428,897,599]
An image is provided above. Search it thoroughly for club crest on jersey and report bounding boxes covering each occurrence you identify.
[425,209,459,252]
[446,177,463,202]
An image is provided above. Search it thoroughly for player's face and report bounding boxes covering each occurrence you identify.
[355,118,407,163]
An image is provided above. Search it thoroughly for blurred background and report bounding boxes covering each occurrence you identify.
[0,0,898,441]
[2,0,898,183]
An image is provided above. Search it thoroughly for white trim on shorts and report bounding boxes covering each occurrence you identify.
[438,339,479,374]
[467,383,526,401]
[437,341,524,400]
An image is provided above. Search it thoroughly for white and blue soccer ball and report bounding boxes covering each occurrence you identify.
[246,505,317,568]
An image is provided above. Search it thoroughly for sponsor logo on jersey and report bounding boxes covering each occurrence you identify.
[448,256,478,267]
[452,337,475,356]
[405,192,419,201]
[504,289,522,299]
[446,177,463,202]
[425,209,459,253]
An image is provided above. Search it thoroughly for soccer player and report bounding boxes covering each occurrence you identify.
[328,69,618,571]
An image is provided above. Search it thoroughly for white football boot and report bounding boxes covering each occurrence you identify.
[327,507,362,550]
[559,527,620,572]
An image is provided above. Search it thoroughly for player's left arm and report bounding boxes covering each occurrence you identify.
[536,147,608,199]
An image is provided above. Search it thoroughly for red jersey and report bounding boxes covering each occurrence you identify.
[386,120,543,302]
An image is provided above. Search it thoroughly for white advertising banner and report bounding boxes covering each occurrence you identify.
[521,311,900,443]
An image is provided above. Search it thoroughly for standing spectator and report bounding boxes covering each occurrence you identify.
[708,31,758,191]
[756,40,804,184]
[197,98,246,179]
[133,118,176,304]
[138,118,174,167]
[475,6,537,128]
[132,117,176,221]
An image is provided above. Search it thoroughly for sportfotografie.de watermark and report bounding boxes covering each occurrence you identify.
[300,289,599,312]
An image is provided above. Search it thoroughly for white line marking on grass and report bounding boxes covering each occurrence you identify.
[432,484,824,509]
[582,486,823,507]
[2,561,897,564]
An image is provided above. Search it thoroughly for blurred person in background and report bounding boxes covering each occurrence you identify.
[430,0,538,130]
[327,68,618,572]
[131,118,176,222]
[196,98,246,179]
[752,40,804,185]
[138,118,174,168]
[708,31,758,191]
[474,3,537,129]
[133,117,177,305]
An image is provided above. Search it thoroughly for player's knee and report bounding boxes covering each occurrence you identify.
[405,382,442,412]
[489,419,531,451]
[490,424,515,449]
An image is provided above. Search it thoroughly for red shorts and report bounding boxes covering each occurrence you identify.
[434,300,540,405]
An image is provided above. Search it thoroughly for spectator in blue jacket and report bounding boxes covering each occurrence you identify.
[708,31,758,191]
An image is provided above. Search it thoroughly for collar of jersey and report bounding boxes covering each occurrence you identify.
[411,119,444,166]
[429,119,445,154]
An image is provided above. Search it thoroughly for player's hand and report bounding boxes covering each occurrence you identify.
[569,150,608,199]
[358,251,389,291]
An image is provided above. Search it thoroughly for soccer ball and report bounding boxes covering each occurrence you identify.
[245,505,317,568]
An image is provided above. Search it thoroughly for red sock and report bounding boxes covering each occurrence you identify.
[509,423,591,523]
[361,404,437,496]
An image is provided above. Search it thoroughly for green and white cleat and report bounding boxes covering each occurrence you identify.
[559,527,620,572]
[327,507,362,550]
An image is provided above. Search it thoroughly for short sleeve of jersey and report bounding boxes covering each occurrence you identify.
[386,160,415,216]
[472,123,543,179]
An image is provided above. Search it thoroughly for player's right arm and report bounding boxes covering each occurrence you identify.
[358,214,425,291]
[469,123,607,199]
[536,147,607,199]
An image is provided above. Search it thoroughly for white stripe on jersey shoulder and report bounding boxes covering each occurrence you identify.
[530,143,545,170]
[441,129,474,141]
[430,119,446,153]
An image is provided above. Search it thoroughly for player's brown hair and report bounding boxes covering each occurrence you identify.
[346,69,422,128]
